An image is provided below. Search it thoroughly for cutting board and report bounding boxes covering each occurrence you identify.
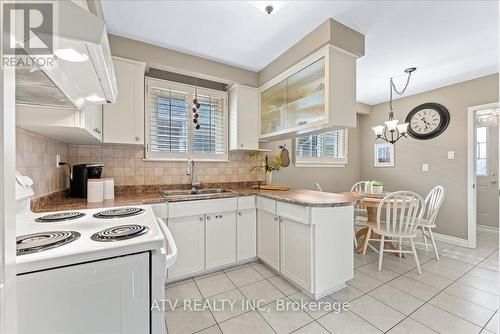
[252,185,290,191]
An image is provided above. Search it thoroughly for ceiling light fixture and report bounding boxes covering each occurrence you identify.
[372,67,417,145]
[253,1,286,15]
[54,48,89,62]
[85,94,105,103]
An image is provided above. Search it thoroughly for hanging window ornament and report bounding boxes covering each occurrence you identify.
[192,82,201,129]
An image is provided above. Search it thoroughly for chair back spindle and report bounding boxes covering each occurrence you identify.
[377,191,424,236]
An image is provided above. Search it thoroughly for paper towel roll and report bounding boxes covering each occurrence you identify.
[103,178,115,200]
[87,179,104,203]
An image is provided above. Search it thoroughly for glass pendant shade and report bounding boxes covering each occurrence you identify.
[385,120,399,131]
[397,123,409,134]
[372,126,385,136]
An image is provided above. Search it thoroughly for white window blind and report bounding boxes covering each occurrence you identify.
[145,77,228,161]
[295,130,348,166]
[192,93,225,154]
[148,87,189,153]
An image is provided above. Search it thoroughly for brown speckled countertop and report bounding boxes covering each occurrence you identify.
[32,183,355,212]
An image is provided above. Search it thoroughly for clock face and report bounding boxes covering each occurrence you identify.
[405,103,450,140]
[410,109,441,135]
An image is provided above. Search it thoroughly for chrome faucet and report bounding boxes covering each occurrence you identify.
[188,160,202,190]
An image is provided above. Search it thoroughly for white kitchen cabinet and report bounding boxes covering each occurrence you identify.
[103,57,146,145]
[257,209,280,271]
[259,44,358,140]
[205,211,236,269]
[280,216,312,291]
[236,209,256,261]
[16,103,103,144]
[167,215,205,280]
[229,85,262,151]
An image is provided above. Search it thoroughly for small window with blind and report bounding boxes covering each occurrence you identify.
[295,130,348,167]
[145,77,228,161]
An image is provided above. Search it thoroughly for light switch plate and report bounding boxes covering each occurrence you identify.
[447,151,455,160]
[422,164,429,172]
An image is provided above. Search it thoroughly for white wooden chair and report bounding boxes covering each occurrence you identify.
[362,191,425,274]
[351,181,369,247]
[416,186,445,260]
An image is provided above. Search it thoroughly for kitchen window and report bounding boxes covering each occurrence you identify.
[476,126,488,176]
[295,129,348,167]
[145,77,228,161]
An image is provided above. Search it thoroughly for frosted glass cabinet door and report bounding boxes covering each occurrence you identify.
[286,58,325,129]
[260,57,326,137]
[261,80,287,135]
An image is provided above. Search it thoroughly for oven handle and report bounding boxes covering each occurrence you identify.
[156,218,178,269]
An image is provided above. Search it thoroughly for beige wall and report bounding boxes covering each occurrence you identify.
[261,122,360,193]
[16,127,70,197]
[67,144,264,186]
[358,74,499,240]
[108,34,258,87]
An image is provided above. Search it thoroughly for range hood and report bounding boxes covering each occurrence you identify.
[15,1,117,110]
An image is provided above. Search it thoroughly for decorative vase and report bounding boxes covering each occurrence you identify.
[265,171,272,185]
[373,185,383,194]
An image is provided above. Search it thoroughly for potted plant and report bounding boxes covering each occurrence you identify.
[249,152,282,185]
[372,181,384,194]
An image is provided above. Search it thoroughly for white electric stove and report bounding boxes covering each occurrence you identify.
[14,172,177,334]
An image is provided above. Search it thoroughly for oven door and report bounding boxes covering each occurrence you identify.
[17,252,150,334]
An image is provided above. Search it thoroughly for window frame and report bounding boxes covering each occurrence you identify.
[294,129,348,167]
[145,77,228,162]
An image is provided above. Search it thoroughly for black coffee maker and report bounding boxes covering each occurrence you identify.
[70,164,104,198]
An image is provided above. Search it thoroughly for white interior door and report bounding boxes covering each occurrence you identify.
[475,112,499,229]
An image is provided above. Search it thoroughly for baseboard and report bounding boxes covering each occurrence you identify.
[477,225,499,233]
[432,232,469,248]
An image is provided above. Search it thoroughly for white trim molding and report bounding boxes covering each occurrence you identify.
[477,225,499,233]
[432,232,469,248]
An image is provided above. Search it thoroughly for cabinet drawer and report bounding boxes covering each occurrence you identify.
[168,198,237,218]
[238,196,256,210]
[256,197,276,214]
[277,201,309,224]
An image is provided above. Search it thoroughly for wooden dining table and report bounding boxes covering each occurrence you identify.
[341,191,406,256]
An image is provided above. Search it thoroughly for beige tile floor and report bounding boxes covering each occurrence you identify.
[164,230,499,334]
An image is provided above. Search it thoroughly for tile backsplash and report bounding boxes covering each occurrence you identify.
[68,144,265,186]
[16,127,70,197]
[16,128,265,198]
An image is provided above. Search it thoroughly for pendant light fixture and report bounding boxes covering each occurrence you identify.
[372,67,417,144]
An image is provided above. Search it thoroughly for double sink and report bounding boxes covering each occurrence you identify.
[160,188,237,201]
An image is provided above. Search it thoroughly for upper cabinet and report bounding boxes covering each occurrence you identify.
[259,45,357,140]
[228,85,263,151]
[103,57,146,145]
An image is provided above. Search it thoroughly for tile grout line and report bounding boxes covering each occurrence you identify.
[383,244,499,333]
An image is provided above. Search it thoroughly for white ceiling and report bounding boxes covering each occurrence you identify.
[101,1,498,105]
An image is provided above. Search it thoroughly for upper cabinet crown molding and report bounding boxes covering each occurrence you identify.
[259,44,358,140]
[103,56,147,145]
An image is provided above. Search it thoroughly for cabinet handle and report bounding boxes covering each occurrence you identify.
[93,128,101,134]
[135,136,140,141]
[279,216,283,223]
[219,214,223,218]
[238,212,242,216]
[240,144,244,148]
[274,216,278,222]
[199,217,204,221]
[206,216,211,221]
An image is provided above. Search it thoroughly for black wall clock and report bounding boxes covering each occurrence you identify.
[405,103,450,140]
